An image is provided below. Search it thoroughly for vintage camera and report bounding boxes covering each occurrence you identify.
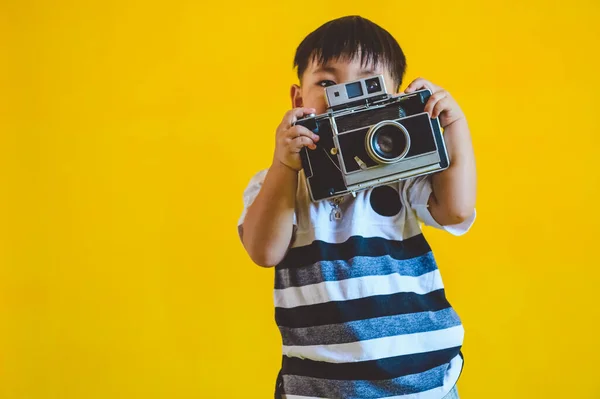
[293,75,450,202]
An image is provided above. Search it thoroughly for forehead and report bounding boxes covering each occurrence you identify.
[302,55,397,91]
[304,54,383,74]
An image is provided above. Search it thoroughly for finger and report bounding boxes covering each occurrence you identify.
[287,125,320,142]
[404,77,429,93]
[279,107,317,130]
[432,97,451,119]
[405,78,441,94]
[290,136,317,152]
[424,91,447,116]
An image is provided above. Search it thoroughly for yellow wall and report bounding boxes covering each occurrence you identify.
[2,0,599,398]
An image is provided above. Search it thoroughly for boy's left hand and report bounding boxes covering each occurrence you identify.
[403,78,465,129]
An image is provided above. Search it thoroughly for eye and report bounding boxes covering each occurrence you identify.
[317,80,336,87]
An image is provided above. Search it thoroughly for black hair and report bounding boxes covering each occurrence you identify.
[293,16,407,91]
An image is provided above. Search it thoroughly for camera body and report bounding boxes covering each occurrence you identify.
[293,75,450,202]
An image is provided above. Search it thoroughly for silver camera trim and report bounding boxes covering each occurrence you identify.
[345,151,442,188]
[333,111,438,175]
[332,111,444,189]
[365,120,411,164]
[346,163,443,193]
[325,75,388,108]
[297,86,450,202]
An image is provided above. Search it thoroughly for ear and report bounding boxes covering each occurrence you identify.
[290,84,303,108]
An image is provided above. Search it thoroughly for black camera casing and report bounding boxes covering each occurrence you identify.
[294,75,449,202]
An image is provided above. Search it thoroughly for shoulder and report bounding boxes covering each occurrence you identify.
[242,168,268,190]
[248,168,268,185]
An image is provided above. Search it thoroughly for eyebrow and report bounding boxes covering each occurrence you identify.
[358,69,378,76]
[312,66,338,74]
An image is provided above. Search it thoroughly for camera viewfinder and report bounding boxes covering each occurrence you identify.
[366,77,382,94]
[346,82,364,99]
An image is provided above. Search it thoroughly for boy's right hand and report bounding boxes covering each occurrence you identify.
[274,107,320,172]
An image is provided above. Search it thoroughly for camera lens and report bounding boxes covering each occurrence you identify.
[365,77,382,94]
[366,121,410,164]
[374,126,405,159]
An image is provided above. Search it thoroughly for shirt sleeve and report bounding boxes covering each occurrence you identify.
[237,168,298,241]
[404,175,476,236]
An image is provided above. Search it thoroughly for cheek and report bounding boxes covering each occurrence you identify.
[303,90,328,114]
[385,77,398,93]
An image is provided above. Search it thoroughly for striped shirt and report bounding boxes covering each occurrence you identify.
[238,169,476,399]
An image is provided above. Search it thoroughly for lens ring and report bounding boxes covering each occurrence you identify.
[365,120,411,164]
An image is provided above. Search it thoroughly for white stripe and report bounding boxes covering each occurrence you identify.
[292,217,423,247]
[274,269,443,309]
[282,353,463,399]
[282,325,464,364]
[291,177,425,247]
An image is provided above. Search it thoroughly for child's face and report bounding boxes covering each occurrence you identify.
[291,56,397,115]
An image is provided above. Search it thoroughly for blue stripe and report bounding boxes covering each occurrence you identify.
[281,347,462,380]
[275,252,438,289]
[276,289,451,329]
[277,234,431,270]
[282,359,451,398]
[279,308,462,346]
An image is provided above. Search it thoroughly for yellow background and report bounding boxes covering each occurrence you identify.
[2,0,599,398]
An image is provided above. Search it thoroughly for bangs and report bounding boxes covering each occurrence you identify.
[293,16,407,90]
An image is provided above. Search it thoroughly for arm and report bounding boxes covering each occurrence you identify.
[241,162,298,267]
[404,78,477,226]
[240,107,319,267]
[429,117,476,225]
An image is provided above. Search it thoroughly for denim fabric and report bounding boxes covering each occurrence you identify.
[274,381,460,399]
[442,385,460,399]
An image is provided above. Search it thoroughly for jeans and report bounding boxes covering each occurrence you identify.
[274,374,460,399]
[443,385,460,399]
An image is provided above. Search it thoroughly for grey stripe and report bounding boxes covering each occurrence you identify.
[275,252,437,290]
[279,308,461,346]
[282,359,448,398]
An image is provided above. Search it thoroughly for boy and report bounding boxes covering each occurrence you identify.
[238,15,476,399]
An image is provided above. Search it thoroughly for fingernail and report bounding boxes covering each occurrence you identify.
[313,134,319,140]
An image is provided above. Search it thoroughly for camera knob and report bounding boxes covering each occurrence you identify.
[305,113,315,119]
